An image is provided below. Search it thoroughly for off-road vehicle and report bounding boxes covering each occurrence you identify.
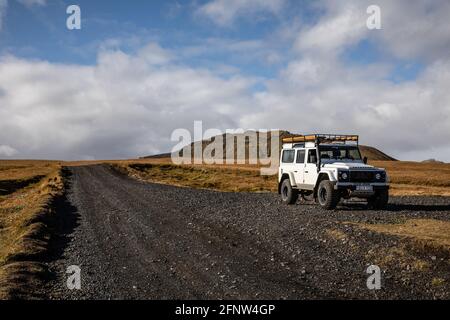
[278,134,389,210]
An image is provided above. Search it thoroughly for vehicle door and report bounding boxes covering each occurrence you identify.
[304,148,319,186]
[280,149,296,185]
[293,149,306,185]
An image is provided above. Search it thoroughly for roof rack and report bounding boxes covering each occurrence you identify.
[282,134,359,145]
[282,134,359,173]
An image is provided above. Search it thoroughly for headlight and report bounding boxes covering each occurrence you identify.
[338,171,349,181]
[375,173,381,180]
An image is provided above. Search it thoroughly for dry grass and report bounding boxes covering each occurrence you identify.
[114,162,276,193]
[432,277,446,287]
[0,160,62,181]
[110,158,450,196]
[353,218,450,275]
[324,229,348,241]
[0,158,447,297]
[365,244,431,272]
[0,160,63,299]
[371,160,450,196]
[356,219,450,249]
[345,218,450,275]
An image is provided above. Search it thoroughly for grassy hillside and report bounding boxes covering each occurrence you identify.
[360,145,397,161]
[143,131,396,162]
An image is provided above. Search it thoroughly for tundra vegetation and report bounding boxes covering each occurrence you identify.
[0,160,63,299]
[111,158,450,196]
[0,156,449,298]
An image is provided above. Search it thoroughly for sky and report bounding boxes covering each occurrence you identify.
[0,0,449,161]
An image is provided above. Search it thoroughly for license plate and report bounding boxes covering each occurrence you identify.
[356,185,373,192]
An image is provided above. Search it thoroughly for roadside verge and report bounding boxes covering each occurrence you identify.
[0,165,65,299]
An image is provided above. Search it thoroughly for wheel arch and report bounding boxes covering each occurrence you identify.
[314,172,331,196]
[278,173,292,194]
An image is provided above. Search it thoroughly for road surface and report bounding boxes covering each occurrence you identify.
[43,165,450,299]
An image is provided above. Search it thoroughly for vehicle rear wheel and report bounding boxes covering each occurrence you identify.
[317,180,340,210]
[281,179,298,205]
[368,189,389,209]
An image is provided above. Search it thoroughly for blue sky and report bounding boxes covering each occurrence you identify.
[1,0,422,81]
[0,0,449,161]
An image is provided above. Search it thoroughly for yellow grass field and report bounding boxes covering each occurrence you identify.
[0,160,63,299]
[0,158,448,298]
[109,158,450,196]
[372,160,450,196]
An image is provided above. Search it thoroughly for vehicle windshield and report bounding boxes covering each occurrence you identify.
[319,146,362,161]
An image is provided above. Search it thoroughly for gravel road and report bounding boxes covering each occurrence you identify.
[44,165,450,299]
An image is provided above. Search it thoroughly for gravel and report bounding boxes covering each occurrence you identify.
[43,165,450,299]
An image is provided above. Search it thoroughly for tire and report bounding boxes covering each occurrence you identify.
[317,180,340,210]
[280,179,298,205]
[368,189,389,209]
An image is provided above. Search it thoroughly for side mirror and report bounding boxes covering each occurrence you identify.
[363,156,368,164]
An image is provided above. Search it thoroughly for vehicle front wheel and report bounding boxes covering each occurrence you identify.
[280,179,298,205]
[368,189,389,209]
[317,180,340,210]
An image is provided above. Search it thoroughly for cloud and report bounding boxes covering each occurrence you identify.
[236,0,450,161]
[137,42,174,65]
[295,1,367,54]
[196,0,285,26]
[0,43,255,160]
[294,0,450,62]
[0,144,18,157]
[240,54,450,161]
[374,0,450,61]
[1,0,450,161]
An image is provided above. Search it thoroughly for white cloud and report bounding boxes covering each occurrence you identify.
[295,1,367,54]
[295,0,450,62]
[0,43,255,160]
[374,0,450,61]
[1,0,450,162]
[0,144,18,157]
[239,53,450,161]
[197,0,285,26]
[242,0,450,161]
[137,42,174,65]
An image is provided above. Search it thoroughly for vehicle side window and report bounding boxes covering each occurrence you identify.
[308,149,317,163]
[282,150,295,163]
[296,150,305,163]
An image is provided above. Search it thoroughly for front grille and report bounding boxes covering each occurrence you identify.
[349,171,375,182]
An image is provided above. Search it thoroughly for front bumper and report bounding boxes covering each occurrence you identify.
[335,182,389,190]
[334,182,389,197]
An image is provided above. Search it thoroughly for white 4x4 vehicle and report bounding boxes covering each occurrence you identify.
[278,134,389,210]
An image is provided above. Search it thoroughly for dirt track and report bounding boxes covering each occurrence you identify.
[44,165,450,299]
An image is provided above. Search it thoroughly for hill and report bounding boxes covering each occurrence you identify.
[142,131,396,161]
[359,145,397,161]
